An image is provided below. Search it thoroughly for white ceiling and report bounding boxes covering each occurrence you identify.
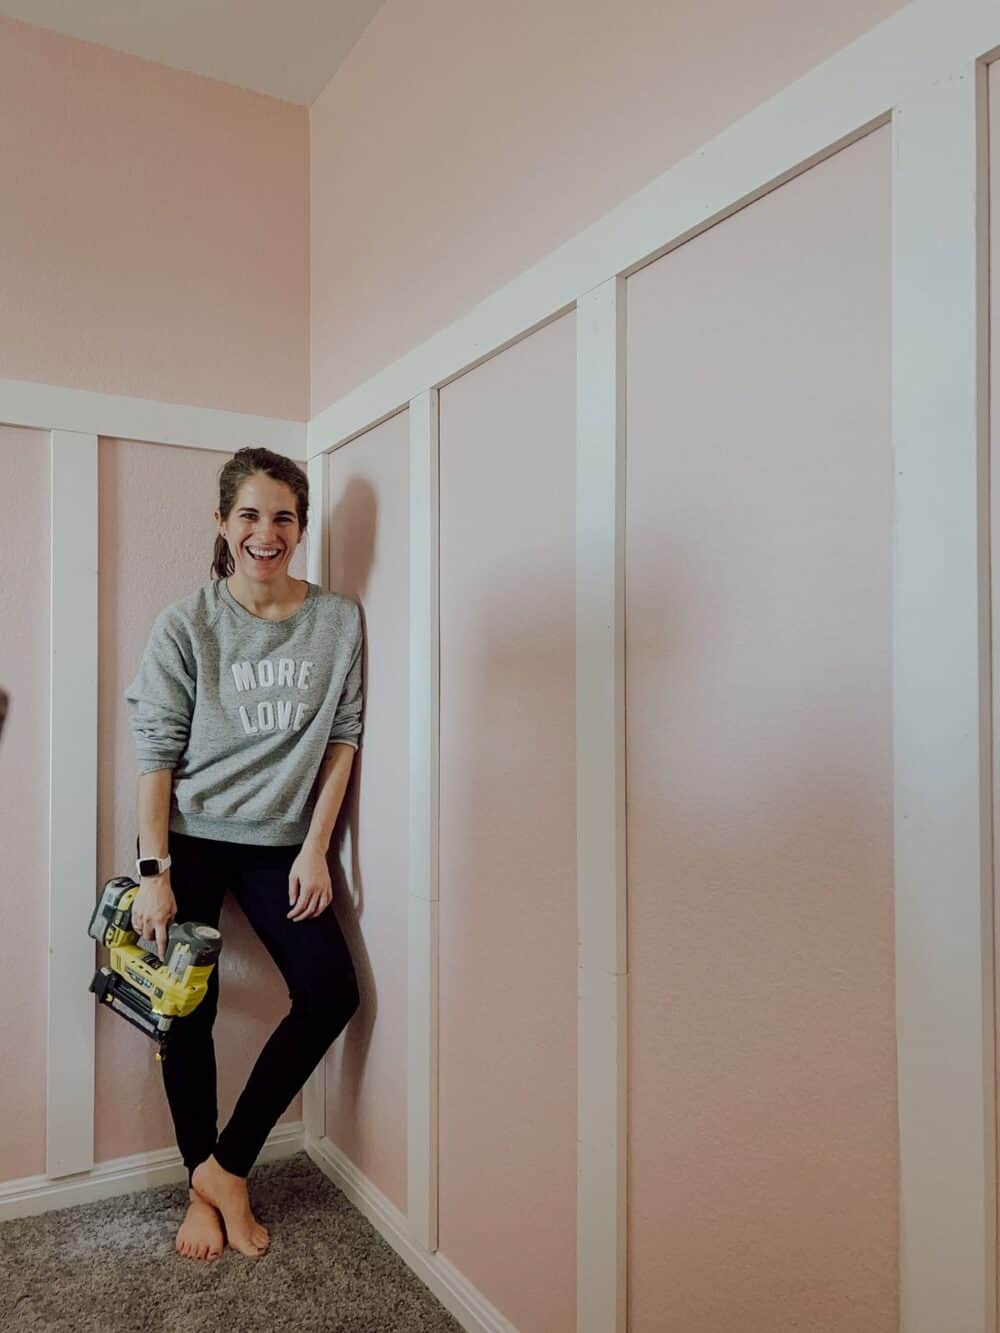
[0,0,387,105]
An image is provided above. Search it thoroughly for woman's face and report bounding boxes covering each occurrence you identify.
[216,473,303,583]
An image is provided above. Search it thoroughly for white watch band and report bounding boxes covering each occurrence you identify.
[136,853,172,877]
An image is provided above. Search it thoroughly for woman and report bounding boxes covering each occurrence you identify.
[125,446,363,1262]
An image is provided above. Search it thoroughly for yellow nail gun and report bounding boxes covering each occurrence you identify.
[88,877,222,1063]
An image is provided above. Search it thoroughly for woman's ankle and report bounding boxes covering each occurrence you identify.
[210,1153,247,1183]
[195,1153,246,1187]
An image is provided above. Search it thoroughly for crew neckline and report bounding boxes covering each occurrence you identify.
[217,577,317,627]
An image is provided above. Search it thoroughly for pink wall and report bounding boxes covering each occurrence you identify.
[625,126,896,1330]
[94,437,308,1169]
[0,427,50,1182]
[0,15,308,421]
[325,411,410,1215]
[309,0,906,416]
[0,5,916,1321]
[438,314,578,1332]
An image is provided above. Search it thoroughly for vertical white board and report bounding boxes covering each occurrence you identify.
[893,63,995,1333]
[47,430,98,1178]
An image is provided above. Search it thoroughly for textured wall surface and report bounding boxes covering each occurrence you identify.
[0,15,308,420]
[310,0,905,415]
[626,126,896,1331]
[437,312,578,1332]
[325,410,410,1216]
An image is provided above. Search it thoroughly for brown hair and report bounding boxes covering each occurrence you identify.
[211,446,309,580]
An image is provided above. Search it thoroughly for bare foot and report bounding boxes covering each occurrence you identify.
[191,1155,270,1258]
[175,1187,224,1261]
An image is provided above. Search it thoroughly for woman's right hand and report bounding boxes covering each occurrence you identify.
[131,875,177,961]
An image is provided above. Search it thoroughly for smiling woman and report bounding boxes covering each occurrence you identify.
[120,444,365,1260]
[212,450,311,619]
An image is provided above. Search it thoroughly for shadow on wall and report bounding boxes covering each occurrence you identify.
[324,474,379,1117]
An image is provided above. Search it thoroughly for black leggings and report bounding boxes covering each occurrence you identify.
[136,829,360,1186]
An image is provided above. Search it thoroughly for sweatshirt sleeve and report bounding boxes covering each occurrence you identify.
[125,610,196,775]
[327,611,364,751]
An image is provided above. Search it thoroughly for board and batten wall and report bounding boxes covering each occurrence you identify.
[308,0,908,415]
[436,315,579,1331]
[94,438,310,1167]
[0,427,50,1181]
[1,3,999,1332]
[312,128,897,1333]
[0,8,310,1197]
[626,126,895,1330]
[324,411,411,1214]
[0,432,311,1185]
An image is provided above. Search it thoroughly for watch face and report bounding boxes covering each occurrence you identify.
[138,858,160,877]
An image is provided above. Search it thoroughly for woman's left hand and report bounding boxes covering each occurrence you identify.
[288,843,333,920]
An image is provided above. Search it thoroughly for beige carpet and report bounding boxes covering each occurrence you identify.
[0,1152,465,1332]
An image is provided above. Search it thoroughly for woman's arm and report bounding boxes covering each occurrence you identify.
[302,743,356,856]
[287,744,357,921]
[138,768,174,862]
[133,768,176,957]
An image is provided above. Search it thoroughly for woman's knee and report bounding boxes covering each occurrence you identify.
[291,967,360,1035]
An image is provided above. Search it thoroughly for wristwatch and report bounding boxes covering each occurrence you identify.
[136,853,172,879]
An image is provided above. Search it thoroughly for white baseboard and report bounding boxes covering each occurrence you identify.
[304,1132,518,1333]
[0,1120,304,1222]
[0,1122,516,1333]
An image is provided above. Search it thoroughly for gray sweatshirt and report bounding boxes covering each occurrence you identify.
[125,578,363,846]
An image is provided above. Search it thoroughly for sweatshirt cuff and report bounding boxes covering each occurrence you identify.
[135,758,178,775]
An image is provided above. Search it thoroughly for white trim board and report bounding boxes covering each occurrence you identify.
[892,66,996,1333]
[307,0,1000,461]
[575,279,628,1333]
[0,377,306,459]
[307,1134,515,1333]
[301,451,331,1145]
[0,1121,304,1222]
[47,430,98,1180]
[407,390,440,1254]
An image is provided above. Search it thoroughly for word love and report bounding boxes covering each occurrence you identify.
[230,657,314,736]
